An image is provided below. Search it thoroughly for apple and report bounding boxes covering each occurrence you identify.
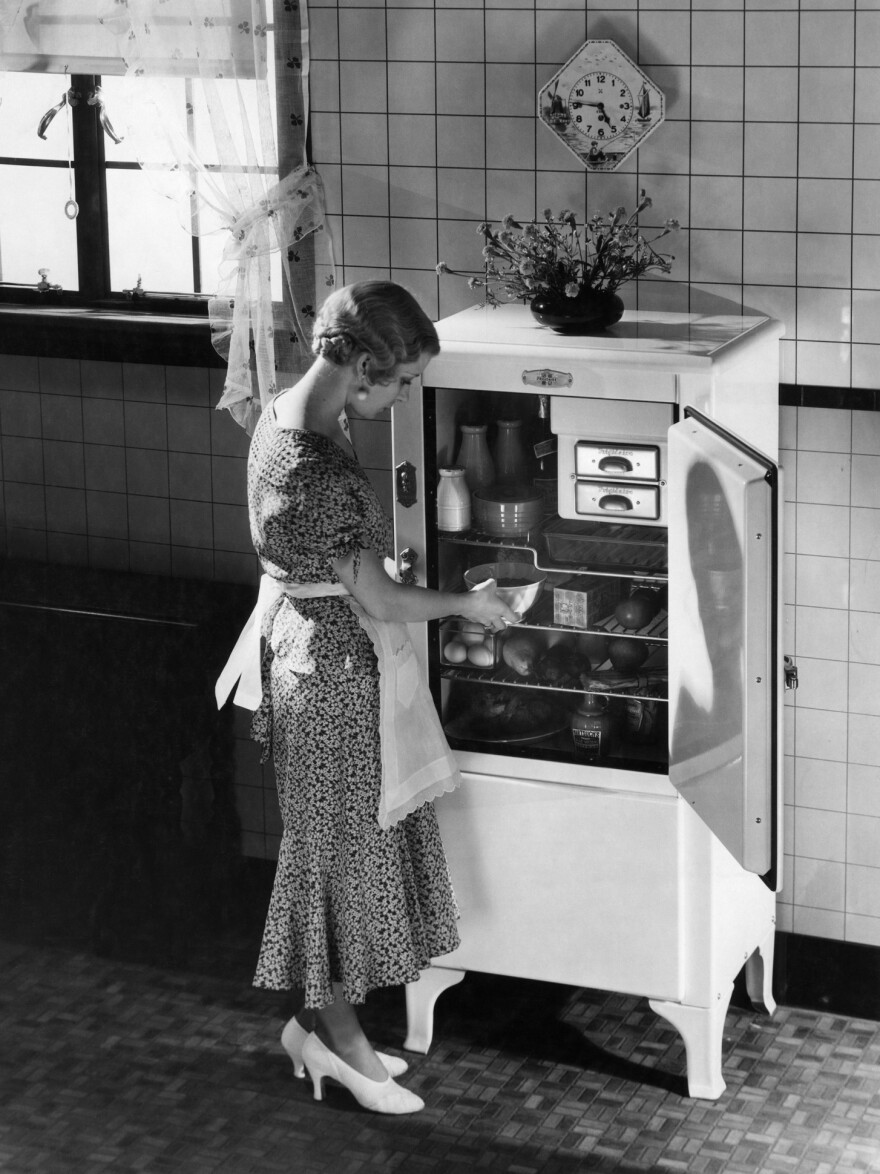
[608,637,649,672]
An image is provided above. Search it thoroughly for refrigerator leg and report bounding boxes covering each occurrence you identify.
[403,966,466,1054]
[648,985,733,1099]
[744,927,777,1016]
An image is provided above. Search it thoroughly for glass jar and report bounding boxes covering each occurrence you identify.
[493,418,527,485]
[457,423,495,493]
[570,694,617,758]
[436,466,471,532]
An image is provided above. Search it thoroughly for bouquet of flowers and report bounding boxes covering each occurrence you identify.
[437,191,678,307]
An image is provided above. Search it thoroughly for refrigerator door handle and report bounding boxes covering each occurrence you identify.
[397,547,419,585]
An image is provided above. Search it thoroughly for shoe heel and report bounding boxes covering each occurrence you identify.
[307,1067,325,1101]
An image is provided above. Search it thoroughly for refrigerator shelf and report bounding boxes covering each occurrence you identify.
[440,662,668,701]
[441,596,669,642]
[439,524,668,582]
[513,594,669,641]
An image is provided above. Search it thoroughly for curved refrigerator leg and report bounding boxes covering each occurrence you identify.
[648,985,733,1099]
[403,966,466,1054]
[744,927,777,1016]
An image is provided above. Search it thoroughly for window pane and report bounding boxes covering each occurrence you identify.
[190,73,276,169]
[99,76,189,167]
[106,169,196,293]
[0,72,75,162]
[0,164,79,288]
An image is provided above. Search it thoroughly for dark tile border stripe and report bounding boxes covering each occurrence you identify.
[779,383,880,411]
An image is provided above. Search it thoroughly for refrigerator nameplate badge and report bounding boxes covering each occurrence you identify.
[521,368,573,388]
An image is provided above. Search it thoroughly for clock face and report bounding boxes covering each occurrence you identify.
[567,73,635,144]
[539,40,665,172]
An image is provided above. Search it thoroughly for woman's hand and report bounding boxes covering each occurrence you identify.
[333,547,518,630]
[456,580,519,632]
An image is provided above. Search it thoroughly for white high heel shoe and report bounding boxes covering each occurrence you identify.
[301,1031,424,1115]
[281,1017,408,1079]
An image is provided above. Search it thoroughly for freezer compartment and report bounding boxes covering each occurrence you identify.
[554,397,673,525]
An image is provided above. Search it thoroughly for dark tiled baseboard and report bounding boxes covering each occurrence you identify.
[779,383,880,410]
[772,931,880,1021]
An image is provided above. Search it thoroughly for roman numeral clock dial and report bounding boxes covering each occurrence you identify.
[539,40,665,171]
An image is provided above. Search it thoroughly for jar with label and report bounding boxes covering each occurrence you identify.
[570,693,617,758]
[457,423,494,493]
[436,466,471,532]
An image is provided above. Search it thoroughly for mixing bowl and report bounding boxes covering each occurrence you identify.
[463,561,547,618]
[472,484,544,537]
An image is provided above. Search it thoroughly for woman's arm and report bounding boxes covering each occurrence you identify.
[332,547,518,628]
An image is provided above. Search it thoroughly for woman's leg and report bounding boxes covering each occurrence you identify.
[313,983,387,1081]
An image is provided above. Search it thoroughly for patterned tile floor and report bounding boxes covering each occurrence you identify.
[1,929,879,1174]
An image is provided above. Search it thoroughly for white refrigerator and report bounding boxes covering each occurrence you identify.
[391,304,786,1099]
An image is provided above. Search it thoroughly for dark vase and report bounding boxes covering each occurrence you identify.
[530,288,625,333]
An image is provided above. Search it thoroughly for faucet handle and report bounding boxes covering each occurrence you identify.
[36,268,62,292]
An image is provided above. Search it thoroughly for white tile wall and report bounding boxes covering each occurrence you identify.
[309,0,880,390]
[779,406,880,948]
[4,1,880,947]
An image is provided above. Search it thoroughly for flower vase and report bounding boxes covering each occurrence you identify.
[530,288,625,334]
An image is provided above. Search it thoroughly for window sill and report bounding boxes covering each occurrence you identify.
[0,302,224,368]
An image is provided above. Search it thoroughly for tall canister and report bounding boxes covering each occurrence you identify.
[436,466,471,532]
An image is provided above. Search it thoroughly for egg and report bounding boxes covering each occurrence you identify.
[443,639,468,663]
[467,642,496,667]
[458,620,487,646]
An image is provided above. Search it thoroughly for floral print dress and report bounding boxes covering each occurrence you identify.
[247,406,460,1007]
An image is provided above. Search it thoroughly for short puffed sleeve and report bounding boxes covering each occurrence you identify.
[250,433,390,584]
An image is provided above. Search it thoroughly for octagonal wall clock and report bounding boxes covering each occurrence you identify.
[538,40,665,172]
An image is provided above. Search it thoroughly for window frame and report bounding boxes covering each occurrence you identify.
[0,72,210,317]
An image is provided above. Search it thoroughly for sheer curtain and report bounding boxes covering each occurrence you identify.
[122,0,335,433]
[0,0,335,433]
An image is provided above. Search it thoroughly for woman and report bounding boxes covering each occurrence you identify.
[241,281,516,1115]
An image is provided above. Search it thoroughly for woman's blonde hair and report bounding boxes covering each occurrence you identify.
[311,281,440,382]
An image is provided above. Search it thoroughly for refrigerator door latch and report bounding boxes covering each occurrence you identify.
[398,547,418,585]
[783,654,798,690]
[396,460,418,508]
[522,368,573,389]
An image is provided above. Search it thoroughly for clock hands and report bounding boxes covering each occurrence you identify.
[571,99,611,124]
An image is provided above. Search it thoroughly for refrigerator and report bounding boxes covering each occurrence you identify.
[391,303,786,1099]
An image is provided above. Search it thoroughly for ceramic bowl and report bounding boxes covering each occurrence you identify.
[472,484,544,537]
[463,561,547,618]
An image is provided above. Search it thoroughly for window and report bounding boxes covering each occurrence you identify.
[0,42,280,311]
